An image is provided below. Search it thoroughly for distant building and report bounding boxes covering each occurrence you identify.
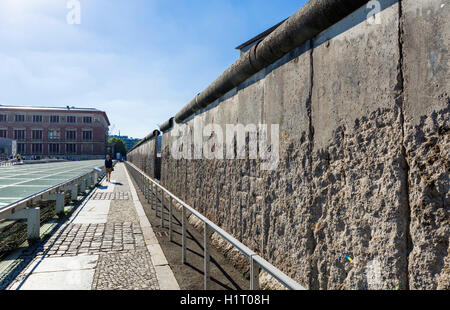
[109,135,141,152]
[235,19,287,56]
[0,105,110,160]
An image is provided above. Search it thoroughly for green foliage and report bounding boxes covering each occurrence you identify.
[108,137,127,156]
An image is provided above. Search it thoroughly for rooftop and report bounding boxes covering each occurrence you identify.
[0,105,102,112]
[235,18,287,53]
[0,105,111,126]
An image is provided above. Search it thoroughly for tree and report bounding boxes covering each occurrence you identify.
[108,137,127,157]
[132,140,140,148]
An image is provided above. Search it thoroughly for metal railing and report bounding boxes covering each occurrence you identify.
[125,161,306,291]
[0,166,106,240]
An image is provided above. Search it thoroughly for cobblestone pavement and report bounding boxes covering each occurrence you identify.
[92,249,159,290]
[5,163,172,290]
[89,164,160,290]
[36,222,146,257]
[107,199,139,224]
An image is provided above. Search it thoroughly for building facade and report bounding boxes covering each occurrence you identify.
[0,105,110,160]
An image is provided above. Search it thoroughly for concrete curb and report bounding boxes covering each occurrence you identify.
[123,164,180,290]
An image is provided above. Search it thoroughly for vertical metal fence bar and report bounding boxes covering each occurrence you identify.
[124,162,305,291]
[182,206,186,264]
[151,183,154,210]
[250,255,260,290]
[143,177,146,198]
[145,179,148,201]
[153,184,157,213]
[146,179,150,202]
[169,197,173,242]
[204,223,211,290]
[160,189,164,228]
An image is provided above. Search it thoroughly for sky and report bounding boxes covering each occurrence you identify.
[0,0,308,139]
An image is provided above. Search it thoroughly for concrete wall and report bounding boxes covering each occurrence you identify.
[132,0,449,290]
[128,137,159,179]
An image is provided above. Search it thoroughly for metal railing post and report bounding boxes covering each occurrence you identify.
[182,206,186,264]
[150,183,155,210]
[122,161,306,291]
[154,185,158,216]
[169,197,173,242]
[160,188,164,228]
[146,179,150,203]
[204,223,211,290]
[144,178,147,200]
[250,255,260,290]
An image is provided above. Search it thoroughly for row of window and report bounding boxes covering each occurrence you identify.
[0,114,93,124]
[0,129,93,141]
[15,143,94,154]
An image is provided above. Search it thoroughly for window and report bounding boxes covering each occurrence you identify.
[17,143,26,154]
[81,144,93,154]
[32,129,43,140]
[14,129,26,140]
[49,129,61,141]
[0,129,7,138]
[31,143,43,154]
[67,116,77,123]
[82,130,92,141]
[15,115,25,122]
[50,116,60,123]
[83,116,92,124]
[65,143,77,154]
[49,144,60,154]
[66,130,77,141]
[33,115,43,123]
[0,115,6,122]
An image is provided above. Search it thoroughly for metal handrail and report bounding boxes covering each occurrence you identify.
[0,166,105,220]
[125,161,306,291]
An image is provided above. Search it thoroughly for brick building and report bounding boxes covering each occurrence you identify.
[0,105,110,160]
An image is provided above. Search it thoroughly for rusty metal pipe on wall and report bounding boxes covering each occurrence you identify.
[159,117,175,133]
[174,0,370,123]
[127,129,160,154]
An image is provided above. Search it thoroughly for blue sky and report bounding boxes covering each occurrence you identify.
[0,0,307,138]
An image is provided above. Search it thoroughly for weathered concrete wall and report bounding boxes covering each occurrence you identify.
[401,0,449,290]
[128,137,159,179]
[132,0,449,290]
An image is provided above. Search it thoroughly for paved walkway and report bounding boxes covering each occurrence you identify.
[6,163,179,290]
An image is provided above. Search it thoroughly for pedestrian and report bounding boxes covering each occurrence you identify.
[105,154,114,183]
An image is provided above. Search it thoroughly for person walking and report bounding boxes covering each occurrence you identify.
[105,154,114,183]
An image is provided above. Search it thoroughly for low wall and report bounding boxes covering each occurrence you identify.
[130,0,449,290]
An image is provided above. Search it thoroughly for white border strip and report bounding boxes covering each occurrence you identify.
[123,164,180,290]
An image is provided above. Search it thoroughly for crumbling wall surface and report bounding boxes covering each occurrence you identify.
[128,138,158,178]
[133,0,449,290]
[401,0,450,290]
[309,0,408,290]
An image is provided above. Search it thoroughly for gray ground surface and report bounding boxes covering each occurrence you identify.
[129,173,250,290]
[2,164,164,290]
